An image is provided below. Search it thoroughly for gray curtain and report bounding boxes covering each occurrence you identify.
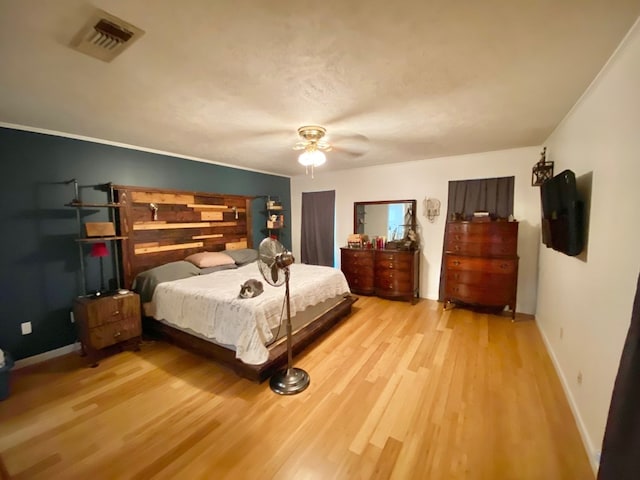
[598,272,640,480]
[439,176,515,301]
[301,190,335,266]
[446,176,514,220]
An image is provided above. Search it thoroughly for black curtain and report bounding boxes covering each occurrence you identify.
[439,176,514,301]
[301,190,335,266]
[598,272,640,480]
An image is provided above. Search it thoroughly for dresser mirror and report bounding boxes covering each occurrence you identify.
[354,199,417,243]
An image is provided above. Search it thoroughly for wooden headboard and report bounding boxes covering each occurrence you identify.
[114,185,254,288]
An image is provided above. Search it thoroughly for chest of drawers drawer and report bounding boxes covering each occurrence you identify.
[341,249,373,261]
[445,282,514,306]
[375,275,414,293]
[445,239,517,257]
[375,252,413,270]
[445,255,517,275]
[445,270,512,288]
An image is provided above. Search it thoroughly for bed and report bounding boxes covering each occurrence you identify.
[114,185,357,382]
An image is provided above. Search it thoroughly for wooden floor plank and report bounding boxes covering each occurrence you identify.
[0,297,594,479]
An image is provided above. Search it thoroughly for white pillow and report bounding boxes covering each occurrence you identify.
[185,251,235,268]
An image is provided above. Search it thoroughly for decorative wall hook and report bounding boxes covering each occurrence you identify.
[531,147,554,186]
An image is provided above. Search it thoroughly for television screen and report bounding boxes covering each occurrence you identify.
[540,169,583,256]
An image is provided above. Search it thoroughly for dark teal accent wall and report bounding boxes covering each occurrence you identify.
[0,127,291,360]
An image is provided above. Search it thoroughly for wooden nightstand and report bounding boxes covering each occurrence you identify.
[73,292,142,367]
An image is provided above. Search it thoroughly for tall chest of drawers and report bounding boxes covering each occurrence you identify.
[341,248,419,303]
[443,221,518,318]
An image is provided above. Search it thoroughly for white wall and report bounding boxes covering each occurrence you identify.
[536,19,640,469]
[291,146,541,314]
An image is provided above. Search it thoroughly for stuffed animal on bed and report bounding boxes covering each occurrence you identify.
[239,279,264,299]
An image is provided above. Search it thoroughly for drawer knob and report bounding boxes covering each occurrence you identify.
[114,331,122,337]
[112,310,120,316]
[453,260,460,266]
[500,263,508,269]
[454,246,460,250]
[389,263,393,268]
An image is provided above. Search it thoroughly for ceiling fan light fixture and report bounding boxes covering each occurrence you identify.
[298,148,325,179]
[298,148,326,167]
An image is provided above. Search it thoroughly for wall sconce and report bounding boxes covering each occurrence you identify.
[532,147,554,186]
[423,198,441,223]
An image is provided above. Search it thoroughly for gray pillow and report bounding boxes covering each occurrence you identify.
[200,263,238,275]
[223,248,258,266]
[132,261,200,303]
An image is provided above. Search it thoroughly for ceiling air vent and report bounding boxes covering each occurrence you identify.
[70,10,145,62]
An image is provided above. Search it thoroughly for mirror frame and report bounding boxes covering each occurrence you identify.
[353,199,417,238]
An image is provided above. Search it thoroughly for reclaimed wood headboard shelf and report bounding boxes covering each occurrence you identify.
[113,185,254,288]
[132,221,238,230]
[134,242,204,255]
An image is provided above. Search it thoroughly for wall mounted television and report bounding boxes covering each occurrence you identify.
[540,169,584,256]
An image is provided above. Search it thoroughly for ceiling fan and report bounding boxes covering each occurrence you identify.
[293,125,331,178]
[220,119,371,173]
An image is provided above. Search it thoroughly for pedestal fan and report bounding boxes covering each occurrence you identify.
[258,237,310,395]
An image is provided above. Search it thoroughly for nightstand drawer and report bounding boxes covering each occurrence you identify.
[89,317,142,350]
[80,294,140,328]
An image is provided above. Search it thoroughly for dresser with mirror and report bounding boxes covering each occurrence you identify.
[341,199,419,304]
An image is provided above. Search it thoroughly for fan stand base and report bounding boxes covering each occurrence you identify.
[269,367,310,395]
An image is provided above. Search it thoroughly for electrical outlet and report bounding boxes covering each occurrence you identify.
[70,310,75,323]
[21,322,32,335]
[577,371,583,385]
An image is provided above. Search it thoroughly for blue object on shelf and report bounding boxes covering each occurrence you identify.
[0,352,14,401]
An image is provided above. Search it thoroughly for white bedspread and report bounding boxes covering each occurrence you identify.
[151,262,350,365]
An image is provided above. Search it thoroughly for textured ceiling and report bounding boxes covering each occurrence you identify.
[0,1,638,176]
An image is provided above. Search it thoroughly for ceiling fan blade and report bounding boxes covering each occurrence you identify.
[327,132,370,159]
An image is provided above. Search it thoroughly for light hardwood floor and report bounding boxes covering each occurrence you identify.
[0,297,594,479]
